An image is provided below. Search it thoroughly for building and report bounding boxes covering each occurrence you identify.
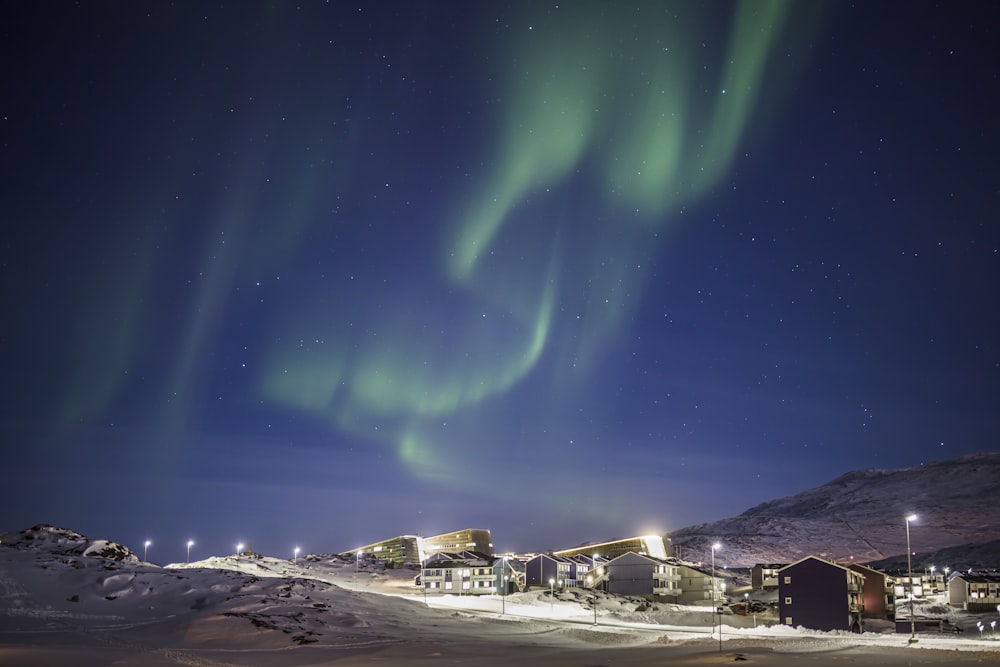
[948,572,1000,612]
[778,556,864,633]
[421,529,494,559]
[554,535,670,561]
[601,552,689,601]
[524,553,575,589]
[751,563,786,591]
[343,528,493,565]
[848,563,896,619]
[675,562,723,606]
[421,553,517,595]
[346,535,422,565]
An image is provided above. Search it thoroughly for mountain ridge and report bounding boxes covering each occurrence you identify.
[668,452,1000,568]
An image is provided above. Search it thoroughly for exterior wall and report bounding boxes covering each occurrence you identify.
[422,559,505,595]
[606,552,656,596]
[677,565,715,605]
[348,535,421,564]
[554,535,670,561]
[653,562,682,598]
[422,529,494,558]
[524,555,571,588]
[849,564,892,619]
[949,575,1000,612]
[779,557,862,632]
[751,564,783,591]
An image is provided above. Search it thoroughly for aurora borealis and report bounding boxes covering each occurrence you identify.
[3,2,998,564]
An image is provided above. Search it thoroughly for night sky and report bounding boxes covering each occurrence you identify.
[2,2,998,565]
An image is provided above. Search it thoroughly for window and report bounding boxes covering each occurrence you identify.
[784,576,791,584]
[785,597,792,604]
[785,617,793,626]
[444,582,452,590]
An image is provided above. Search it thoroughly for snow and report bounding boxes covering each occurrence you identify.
[2,526,998,665]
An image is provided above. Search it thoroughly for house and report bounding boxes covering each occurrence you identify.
[848,563,896,619]
[524,554,574,589]
[675,562,724,606]
[603,552,689,601]
[948,572,1000,612]
[778,556,865,632]
[751,563,786,591]
[420,553,516,595]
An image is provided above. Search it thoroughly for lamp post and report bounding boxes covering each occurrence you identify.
[186,539,194,564]
[711,543,720,639]
[356,550,362,589]
[719,582,726,652]
[236,542,244,556]
[293,546,300,561]
[143,540,151,562]
[499,556,508,615]
[905,514,917,641]
[549,578,555,611]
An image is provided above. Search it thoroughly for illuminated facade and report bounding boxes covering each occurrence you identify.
[421,529,494,559]
[553,535,670,561]
[344,528,493,565]
[348,535,422,564]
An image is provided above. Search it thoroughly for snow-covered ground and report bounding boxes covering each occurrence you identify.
[1,526,998,666]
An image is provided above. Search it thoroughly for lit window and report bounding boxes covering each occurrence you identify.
[785,617,793,625]
[785,597,792,604]
[784,576,791,584]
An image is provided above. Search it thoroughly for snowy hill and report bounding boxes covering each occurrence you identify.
[668,452,1000,568]
[3,523,1000,663]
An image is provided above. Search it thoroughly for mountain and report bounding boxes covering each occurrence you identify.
[668,452,1000,569]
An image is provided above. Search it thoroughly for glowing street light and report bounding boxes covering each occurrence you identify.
[549,578,555,610]
[293,546,300,561]
[186,539,194,564]
[236,542,244,556]
[143,539,151,562]
[355,550,363,589]
[905,514,917,641]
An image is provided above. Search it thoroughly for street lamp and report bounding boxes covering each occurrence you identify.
[293,546,300,561]
[711,543,721,639]
[186,539,194,564]
[905,514,917,641]
[355,550,363,589]
[549,578,555,611]
[587,575,597,625]
[500,556,508,615]
[236,542,244,556]
[143,539,151,562]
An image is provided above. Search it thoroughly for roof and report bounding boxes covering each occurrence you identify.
[778,555,865,578]
[950,572,1000,584]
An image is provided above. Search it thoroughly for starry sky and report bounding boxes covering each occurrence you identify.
[2,2,998,565]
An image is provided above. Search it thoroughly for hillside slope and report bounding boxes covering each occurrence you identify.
[668,452,1000,568]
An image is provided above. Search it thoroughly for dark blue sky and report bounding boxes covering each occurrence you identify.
[2,1,997,565]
